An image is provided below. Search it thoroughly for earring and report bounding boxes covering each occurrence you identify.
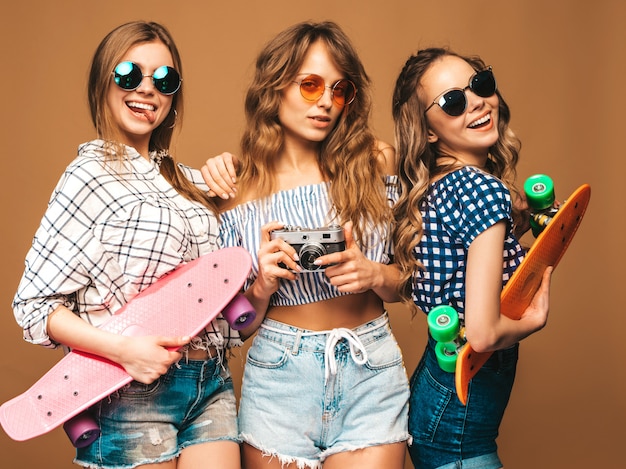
[168,109,178,129]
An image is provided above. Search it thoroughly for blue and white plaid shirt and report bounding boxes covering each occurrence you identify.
[411,167,524,320]
[13,140,242,349]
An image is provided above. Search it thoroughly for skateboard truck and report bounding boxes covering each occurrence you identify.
[525,174,559,237]
[427,305,465,373]
[63,412,100,448]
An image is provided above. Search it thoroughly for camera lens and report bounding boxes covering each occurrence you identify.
[298,243,326,271]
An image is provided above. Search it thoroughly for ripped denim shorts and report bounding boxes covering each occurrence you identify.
[75,357,238,469]
[239,313,410,469]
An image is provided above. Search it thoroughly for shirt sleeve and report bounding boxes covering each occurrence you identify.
[438,169,512,249]
[13,165,97,348]
[177,163,210,192]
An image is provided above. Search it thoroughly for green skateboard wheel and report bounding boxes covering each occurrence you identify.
[435,341,458,373]
[427,305,459,343]
[524,174,555,211]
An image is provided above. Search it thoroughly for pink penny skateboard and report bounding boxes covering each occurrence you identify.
[0,247,255,446]
[454,181,591,405]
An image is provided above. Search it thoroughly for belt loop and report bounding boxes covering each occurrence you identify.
[291,329,302,355]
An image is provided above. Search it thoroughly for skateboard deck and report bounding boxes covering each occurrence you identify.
[0,247,255,444]
[455,183,591,405]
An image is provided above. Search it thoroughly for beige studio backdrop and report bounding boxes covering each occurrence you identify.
[0,1,624,468]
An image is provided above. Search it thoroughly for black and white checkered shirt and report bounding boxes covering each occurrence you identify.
[412,167,524,321]
[13,140,242,349]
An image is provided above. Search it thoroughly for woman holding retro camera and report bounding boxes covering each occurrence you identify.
[205,21,410,469]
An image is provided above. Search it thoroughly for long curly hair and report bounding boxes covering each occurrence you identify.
[391,47,522,310]
[234,21,391,245]
[87,21,216,213]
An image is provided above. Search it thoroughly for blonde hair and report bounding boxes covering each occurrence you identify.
[87,21,216,213]
[391,47,522,310]
[234,21,391,245]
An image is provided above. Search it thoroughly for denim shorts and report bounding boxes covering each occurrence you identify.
[239,313,410,468]
[408,336,518,469]
[75,357,238,469]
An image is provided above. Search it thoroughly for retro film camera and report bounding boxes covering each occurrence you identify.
[270,225,346,272]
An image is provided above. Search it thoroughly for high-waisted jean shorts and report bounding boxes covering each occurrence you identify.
[408,336,518,469]
[75,357,238,469]
[239,313,410,469]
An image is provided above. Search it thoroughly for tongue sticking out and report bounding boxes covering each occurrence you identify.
[127,102,157,124]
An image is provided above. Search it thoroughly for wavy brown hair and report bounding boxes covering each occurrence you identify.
[88,21,216,212]
[234,21,391,245]
[391,47,522,311]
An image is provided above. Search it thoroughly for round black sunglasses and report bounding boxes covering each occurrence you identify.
[425,67,496,117]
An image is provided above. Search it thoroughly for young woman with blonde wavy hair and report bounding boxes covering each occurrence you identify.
[391,47,553,469]
[13,21,241,469]
[204,20,410,469]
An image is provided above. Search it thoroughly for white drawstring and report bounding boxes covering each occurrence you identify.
[324,328,368,383]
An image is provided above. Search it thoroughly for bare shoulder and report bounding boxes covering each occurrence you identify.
[374,140,397,176]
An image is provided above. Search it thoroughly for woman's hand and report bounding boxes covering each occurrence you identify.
[252,222,300,297]
[200,152,239,199]
[319,222,401,302]
[238,221,301,339]
[519,266,553,333]
[114,335,190,384]
[321,222,375,294]
[47,305,190,384]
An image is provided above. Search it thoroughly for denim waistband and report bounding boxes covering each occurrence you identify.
[259,313,391,381]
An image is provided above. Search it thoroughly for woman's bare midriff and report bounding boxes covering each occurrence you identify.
[265,290,385,331]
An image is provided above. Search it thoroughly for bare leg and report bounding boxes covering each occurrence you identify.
[178,440,241,469]
[242,443,300,469]
[135,460,177,469]
[322,442,406,469]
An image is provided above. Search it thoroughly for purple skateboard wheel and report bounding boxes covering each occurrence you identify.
[221,294,256,330]
[63,411,100,448]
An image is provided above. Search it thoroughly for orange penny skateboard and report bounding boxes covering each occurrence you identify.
[454,177,591,405]
[0,247,255,446]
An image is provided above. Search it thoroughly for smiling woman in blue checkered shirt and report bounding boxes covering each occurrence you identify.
[392,48,553,469]
[12,21,241,469]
